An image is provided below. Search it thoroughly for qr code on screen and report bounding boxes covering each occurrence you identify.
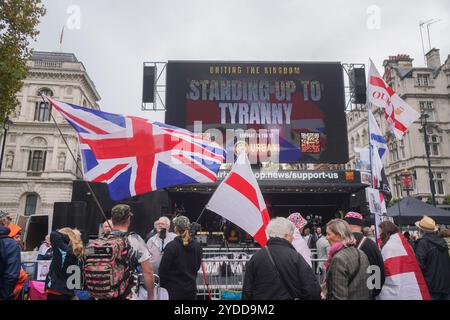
[301,133,321,153]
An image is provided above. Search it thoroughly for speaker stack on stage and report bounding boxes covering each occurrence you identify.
[52,180,169,242]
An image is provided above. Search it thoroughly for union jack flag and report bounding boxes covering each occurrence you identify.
[44,96,225,200]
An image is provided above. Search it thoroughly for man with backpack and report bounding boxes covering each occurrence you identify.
[85,204,154,300]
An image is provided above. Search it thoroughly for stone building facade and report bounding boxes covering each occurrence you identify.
[0,51,100,220]
[347,49,450,207]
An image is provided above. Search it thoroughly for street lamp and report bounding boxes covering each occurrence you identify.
[0,117,13,174]
[420,112,437,206]
[395,174,403,228]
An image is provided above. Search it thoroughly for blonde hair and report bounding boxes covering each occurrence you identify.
[59,227,84,258]
[326,219,356,246]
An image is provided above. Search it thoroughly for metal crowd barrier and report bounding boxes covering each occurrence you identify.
[196,254,327,300]
[22,252,327,301]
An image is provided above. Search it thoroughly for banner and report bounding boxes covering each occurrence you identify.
[165,61,348,163]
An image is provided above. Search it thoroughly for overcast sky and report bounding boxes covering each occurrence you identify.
[33,0,450,122]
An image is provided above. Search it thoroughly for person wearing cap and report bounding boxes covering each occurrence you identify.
[344,211,385,299]
[414,216,450,300]
[287,212,312,268]
[158,215,202,300]
[110,204,154,300]
[0,211,21,300]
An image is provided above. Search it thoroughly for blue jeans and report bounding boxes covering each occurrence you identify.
[430,292,450,300]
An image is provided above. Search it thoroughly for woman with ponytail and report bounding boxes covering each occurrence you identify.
[45,227,84,300]
[159,215,202,300]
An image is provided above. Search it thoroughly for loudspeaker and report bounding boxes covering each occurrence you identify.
[142,66,156,103]
[71,180,170,240]
[349,68,367,104]
[53,201,88,242]
[115,201,150,239]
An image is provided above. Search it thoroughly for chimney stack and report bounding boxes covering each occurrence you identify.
[425,48,441,70]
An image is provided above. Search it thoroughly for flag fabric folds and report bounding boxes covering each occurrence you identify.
[205,152,270,246]
[368,108,388,162]
[367,59,420,140]
[44,96,225,201]
[377,232,430,300]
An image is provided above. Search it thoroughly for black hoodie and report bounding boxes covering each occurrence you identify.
[158,236,202,300]
[414,233,450,294]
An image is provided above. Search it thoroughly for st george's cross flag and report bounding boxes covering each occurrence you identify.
[377,232,430,300]
[43,96,225,201]
[205,152,270,246]
[367,59,420,140]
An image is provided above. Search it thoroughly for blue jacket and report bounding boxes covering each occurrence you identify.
[0,225,21,300]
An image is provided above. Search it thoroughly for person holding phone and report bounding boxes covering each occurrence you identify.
[146,216,176,274]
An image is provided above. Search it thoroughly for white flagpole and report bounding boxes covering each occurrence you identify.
[367,59,380,243]
[59,25,64,52]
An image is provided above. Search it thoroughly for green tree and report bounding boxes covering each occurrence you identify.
[0,0,46,122]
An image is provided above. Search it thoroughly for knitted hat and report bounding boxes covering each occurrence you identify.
[344,211,364,227]
[0,210,9,220]
[287,212,308,230]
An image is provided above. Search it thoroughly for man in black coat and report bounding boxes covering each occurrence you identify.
[243,217,320,300]
[344,212,385,299]
[414,216,450,300]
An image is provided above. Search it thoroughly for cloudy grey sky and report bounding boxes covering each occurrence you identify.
[34,0,450,122]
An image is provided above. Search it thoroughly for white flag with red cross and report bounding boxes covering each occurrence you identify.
[205,152,270,246]
[367,59,420,140]
[378,232,430,300]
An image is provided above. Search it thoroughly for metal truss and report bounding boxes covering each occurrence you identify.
[142,61,167,111]
[342,63,367,113]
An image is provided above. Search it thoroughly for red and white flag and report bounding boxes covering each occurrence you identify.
[367,60,420,140]
[377,232,430,300]
[206,152,270,246]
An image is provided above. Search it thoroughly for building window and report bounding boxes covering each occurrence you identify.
[426,135,440,156]
[399,140,406,159]
[34,101,52,121]
[419,101,435,121]
[27,150,47,172]
[362,130,367,146]
[35,88,53,121]
[433,172,445,195]
[25,193,38,216]
[417,74,431,87]
[393,179,402,198]
[389,142,398,162]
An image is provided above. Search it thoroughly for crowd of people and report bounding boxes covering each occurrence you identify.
[243,212,450,300]
[1,206,450,300]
